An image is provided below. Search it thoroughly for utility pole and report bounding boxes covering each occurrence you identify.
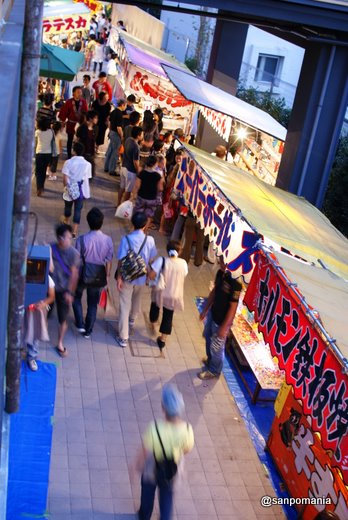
[5,0,44,413]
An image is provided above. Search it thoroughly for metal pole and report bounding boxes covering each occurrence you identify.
[5,0,44,414]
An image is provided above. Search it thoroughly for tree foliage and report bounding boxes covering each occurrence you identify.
[236,85,291,128]
[322,135,348,238]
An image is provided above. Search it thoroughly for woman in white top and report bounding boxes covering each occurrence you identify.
[149,240,188,353]
[62,141,92,238]
[35,118,54,196]
[92,38,105,75]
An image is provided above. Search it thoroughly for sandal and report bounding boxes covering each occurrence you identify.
[156,337,165,351]
[55,346,68,357]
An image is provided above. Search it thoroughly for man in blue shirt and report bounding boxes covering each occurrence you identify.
[116,212,157,348]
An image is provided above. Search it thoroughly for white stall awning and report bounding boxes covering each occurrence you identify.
[162,64,287,141]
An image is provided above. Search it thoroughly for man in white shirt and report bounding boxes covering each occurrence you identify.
[62,142,92,238]
[116,212,157,348]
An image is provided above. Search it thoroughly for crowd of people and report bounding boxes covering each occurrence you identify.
[29,15,248,517]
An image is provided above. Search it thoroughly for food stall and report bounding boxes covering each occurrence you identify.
[108,29,193,132]
[163,65,286,186]
[174,142,348,517]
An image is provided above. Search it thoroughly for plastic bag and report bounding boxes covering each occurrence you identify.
[115,200,133,219]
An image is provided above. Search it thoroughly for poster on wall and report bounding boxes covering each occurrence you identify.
[268,390,348,519]
[244,252,348,485]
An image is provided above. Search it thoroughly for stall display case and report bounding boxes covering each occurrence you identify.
[234,133,284,186]
[228,304,284,403]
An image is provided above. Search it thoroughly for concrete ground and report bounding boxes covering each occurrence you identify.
[29,147,285,520]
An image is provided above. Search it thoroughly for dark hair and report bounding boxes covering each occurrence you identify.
[98,71,107,78]
[131,126,143,139]
[86,110,97,121]
[52,121,62,134]
[98,38,104,45]
[72,85,82,94]
[73,141,85,156]
[153,140,164,152]
[87,207,104,230]
[43,93,52,107]
[117,98,126,107]
[129,111,141,125]
[127,94,136,103]
[175,149,184,158]
[142,110,155,133]
[153,107,163,120]
[37,118,51,131]
[174,128,184,138]
[83,74,91,82]
[118,20,124,25]
[89,34,96,41]
[145,155,158,169]
[163,131,172,141]
[98,91,107,102]
[55,223,72,239]
[166,240,182,255]
[131,212,147,230]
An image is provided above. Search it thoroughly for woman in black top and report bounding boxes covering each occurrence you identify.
[76,110,98,177]
[91,92,111,151]
[131,155,164,231]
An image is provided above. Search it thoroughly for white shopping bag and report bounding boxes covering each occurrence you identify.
[115,200,133,220]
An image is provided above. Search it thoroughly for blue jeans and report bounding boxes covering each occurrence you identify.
[204,309,226,375]
[27,341,39,361]
[138,475,174,520]
[72,283,101,334]
[104,130,121,173]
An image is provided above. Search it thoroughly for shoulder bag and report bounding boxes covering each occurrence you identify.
[80,237,107,288]
[154,421,178,484]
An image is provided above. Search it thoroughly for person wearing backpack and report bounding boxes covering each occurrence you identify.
[115,212,157,348]
[135,383,194,520]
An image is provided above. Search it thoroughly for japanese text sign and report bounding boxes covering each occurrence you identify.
[268,391,348,519]
[200,105,232,142]
[245,253,348,485]
[43,14,89,35]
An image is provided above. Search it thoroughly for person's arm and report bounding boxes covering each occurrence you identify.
[116,124,123,140]
[65,264,79,304]
[199,287,215,321]
[35,285,55,310]
[217,299,239,339]
[131,177,141,200]
[116,260,123,291]
[63,174,69,187]
[157,177,164,193]
[105,261,112,278]
[133,159,140,174]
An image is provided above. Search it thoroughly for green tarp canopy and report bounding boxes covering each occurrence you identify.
[40,43,84,81]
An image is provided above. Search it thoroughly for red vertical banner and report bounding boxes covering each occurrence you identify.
[244,253,348,485]
[268,391,348,519]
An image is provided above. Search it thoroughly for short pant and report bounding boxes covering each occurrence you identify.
[126,170,137,193]
[55,291,70,324]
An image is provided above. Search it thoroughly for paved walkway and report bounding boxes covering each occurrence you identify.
[29,149,285,520]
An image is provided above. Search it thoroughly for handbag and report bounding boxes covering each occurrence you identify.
[154,421,178,483]
[67,180,84,201]
[80,237,107,288]
[148,257,166,290]
[116,235,148,283]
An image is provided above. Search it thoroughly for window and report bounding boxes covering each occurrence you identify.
[255,54,283,86]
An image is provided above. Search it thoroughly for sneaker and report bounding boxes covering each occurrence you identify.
[75,325,86,333]
[116,336,128,348]
[83,332,91,339]
[28,359,38,371]
[197,370,219,380]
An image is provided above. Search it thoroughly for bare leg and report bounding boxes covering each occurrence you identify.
[117,188,125,207]
[72,223,79,237]
[57,321,68,351]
